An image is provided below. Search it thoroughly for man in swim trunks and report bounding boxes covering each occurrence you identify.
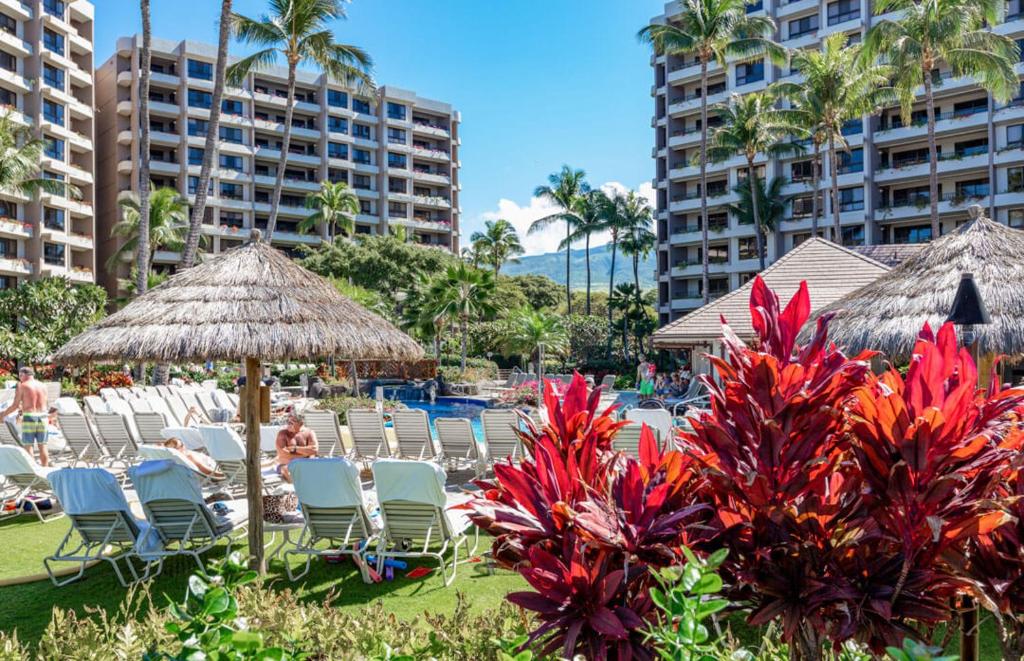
[274,412,318,483]
[1,366,50,466]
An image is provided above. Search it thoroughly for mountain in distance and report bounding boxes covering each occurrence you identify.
[502,242,656,291]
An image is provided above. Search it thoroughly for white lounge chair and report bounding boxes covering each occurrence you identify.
[434,418,482,476]
[0,419,19,446]
[92,412,140,469]
[346,409,391,462]
[45,468,160,587]
[0,446,62,522]
[115,387,134,400]
[129,460,248,571]
[391,409,436,460]
[283,458,379,581]
[53,397,83,415]
[480,409,523,464]
[161,393,193,427]
[98,388,119,402]
[177,391,211,424]
[371,459,478,586]
[155,385,172,398]
[133,411,171,445]
[612,422,660,456]
[57,413,106,466]
[142,386,160,398]
[105,399,144,447]
[303,410,345,457]
[599,374,617,391]
[625,409,673,447]
[83,395,107,417]
[127,398,152,414]
[197,425,279,495]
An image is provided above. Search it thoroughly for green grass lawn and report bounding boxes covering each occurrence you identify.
[0,514,1007,658]
[0,514,526,647]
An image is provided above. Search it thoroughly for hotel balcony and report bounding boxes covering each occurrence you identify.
[411,121,450,138]
[411,145,450,162]
[875,151,988,183]
[0,218,31,239]
[412,169,450,185]
[0,256,32,276]
[874,107,988,144]
[0,30,31,57]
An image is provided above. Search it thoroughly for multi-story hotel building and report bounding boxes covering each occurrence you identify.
[95,35,461,295]
[649,0,1024,326]
[0,0,96,289]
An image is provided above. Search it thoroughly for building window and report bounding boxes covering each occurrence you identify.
[352,174,371,190]
[955,178,989,198]
[187,89,212,109]
[788,15,818,39]
[327,116,348,133]
[220,212,244,228]
[43,65,63,90]
[953,98,987,118]
[735,60,764,86]
[389,178,407,193]
[220,182,242,199]
[892,224,932,244]
[388,127,406,144]
[387,102,406,120]
[43,0,65,18]
[1010,167,1024,193]
[1009,209,1024,228]
[0,13,15,36]
[738,237,758,260]
[838,148,863,174]
[188,147,204,166]
[955,138,988,157]
[221,98,243,115]
[328,142,348,159]
[44,137,64,160]
[388,152,407,169]
[219,154,243,171]
[43,242,64,266]
[187,59,212,80]
[791,160,813,181]
[0,51,14,73]
[187,176,211,195]
[359,200,372,215]
[353,98,371,114]
[44,207,64,231]
[0,239,14,258]
[353,149,371,165]
[353,124,371,140]
[841,225,865,246]
[43,29,64,56]
[188,118,208,137]
[219,126,243,144]
[1008,124,1024,148]
[892,185,930,206]
[838,186,864,211]
[42,100,64,126]
[841,118,863,136]
[791,193,821,218]
[827,0,859,25]
[388,201,407,216]
[327,89,347,108]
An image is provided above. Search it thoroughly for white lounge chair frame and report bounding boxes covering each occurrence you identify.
[391,409,436,460]
[0,447,62,523]
[45,509,155,587]
[480,409,523,465]
[303,410,345,457]
[346,409,391,462]
[57,413,106,466]
[434,417,482,476]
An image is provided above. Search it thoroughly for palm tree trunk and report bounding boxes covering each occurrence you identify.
[606,233,617,360]
[182,0,231,268]
[460,317,468,372]
[564,221,572,314]
[266,61,298,241]
[584,233,591,316]
[924,71,940,240]
[621,312,630,363]
[749,161,765,270]
[699,57,710,304]
[828,133,842,243]
[811,141,821,237]
[136,0,151,296]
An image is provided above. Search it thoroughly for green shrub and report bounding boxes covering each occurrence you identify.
[315,396,400,425]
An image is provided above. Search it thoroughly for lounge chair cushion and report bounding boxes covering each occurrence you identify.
[0,446,56,479]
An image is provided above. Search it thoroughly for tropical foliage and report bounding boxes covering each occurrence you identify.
[469,218,525,277]
[299,180,359,241]
[0,111,80,201]
[108,187,191,270]
[530,165,589,314]
[0,277,106,363]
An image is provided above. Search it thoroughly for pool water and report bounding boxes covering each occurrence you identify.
[398,397,489,440]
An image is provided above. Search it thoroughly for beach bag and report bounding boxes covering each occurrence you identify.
[262,492,298,523]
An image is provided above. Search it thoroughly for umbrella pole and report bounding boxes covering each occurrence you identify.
[350,359,359,396]
[244,356,265,573]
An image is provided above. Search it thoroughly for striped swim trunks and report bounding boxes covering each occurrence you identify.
[21,413,47,446]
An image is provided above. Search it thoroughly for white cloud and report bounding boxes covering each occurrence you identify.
[474,180,657,256]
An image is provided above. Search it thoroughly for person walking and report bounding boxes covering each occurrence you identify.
[1,367,50,466]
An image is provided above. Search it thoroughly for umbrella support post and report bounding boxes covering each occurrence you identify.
[350,360,359,397]
[244,356,265,573]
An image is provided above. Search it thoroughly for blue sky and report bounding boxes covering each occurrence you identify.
[92,0,665,254]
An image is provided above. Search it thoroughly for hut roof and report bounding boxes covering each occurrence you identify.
[652,237,890,347]
[850,243,925,267]
[53,233,423,365]
[803,206,1024,362]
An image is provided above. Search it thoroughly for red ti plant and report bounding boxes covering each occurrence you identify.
[464,373,708,659]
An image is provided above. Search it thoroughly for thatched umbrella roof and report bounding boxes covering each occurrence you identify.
[53,231,423,365]
[803,206,1024,362]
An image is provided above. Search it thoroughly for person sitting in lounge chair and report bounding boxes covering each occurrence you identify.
[163,438,223,479]
[274,413,318,483]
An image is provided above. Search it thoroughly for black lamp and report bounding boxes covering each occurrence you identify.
[946,272,990,326]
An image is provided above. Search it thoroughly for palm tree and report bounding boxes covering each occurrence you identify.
[609,282,642,362]
[108,187,191,271]
[503,306,569,379]
[136,0,152,296]
[782,34,893,242]
[182,0,233,269]
[706,91,804,269]
[422,264,498,371]
[299,180,358,242]
[557,190,608,315]
[596,191,644,359]
[227,0,374,241]
[864,0,1018,239]
[726,176,790,257]
[116,270,168,307]
[529,165,588,314]
[460,244,484,268]
[0,112,80,200]
[619,220,656,323]
[639,0,784,303]
[469,219,524,277]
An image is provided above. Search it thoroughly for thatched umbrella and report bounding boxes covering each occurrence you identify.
[803,205,1024,363]
[54,230,423,571]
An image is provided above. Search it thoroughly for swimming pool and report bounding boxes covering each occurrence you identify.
[399,397,490,440]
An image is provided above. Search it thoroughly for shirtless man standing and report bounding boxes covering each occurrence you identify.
[1,367,49,466]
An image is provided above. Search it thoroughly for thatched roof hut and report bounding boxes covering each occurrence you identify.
[53,232,423,365]
[803,206,1024,362]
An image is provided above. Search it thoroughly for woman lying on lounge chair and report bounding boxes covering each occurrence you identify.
[163,438,224,479]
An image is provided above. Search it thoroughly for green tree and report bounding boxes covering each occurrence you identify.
[461,243,485,269]
[782,34,893,242]
[639,0,783,303]
[726,176,791,258]
[227,0,374,241]
[706,90,804,269]
[469,218,524,277]
[863,0,1018,240]
[502,274,562,310]
[0,278,106,363]
[618,207,656,320]
[0,111,80,200]
[558,190,609,315]
[529,165,588,314]
[299,180,358,241]
[116,269,169,307]
[421,264,499,371]
[502,306,569,377]
[108,187,191,271]
[597,190,647,359]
